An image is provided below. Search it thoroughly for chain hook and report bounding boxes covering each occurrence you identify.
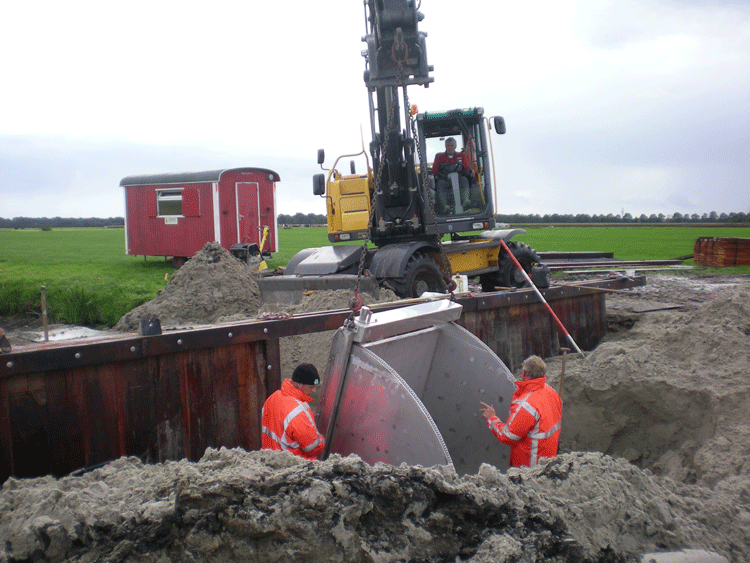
[349,289,363,312]
[391,28,408,69]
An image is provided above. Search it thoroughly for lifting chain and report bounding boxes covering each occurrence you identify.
[350,80,400,315]
[404,85,455,293]
[350,55,456,317]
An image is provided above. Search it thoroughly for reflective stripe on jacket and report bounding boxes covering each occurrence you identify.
[487,376,562,468]
[261,379,325,460]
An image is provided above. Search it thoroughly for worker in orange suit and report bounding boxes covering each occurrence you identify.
[479,355,562,468]
[262,363,325,460]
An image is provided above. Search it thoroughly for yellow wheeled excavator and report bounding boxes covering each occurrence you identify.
[284,0,548,298]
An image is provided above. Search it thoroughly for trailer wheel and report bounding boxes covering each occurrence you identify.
[397,253,446,298]
[497,242,539,289]
[172,256,188,268]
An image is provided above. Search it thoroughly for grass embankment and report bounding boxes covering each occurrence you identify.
[0,229,170,326]
[1,226,748,327]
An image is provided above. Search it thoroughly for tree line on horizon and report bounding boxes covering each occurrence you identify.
[0,217,125,229]
[277,210,749,225]
[1,210,748,230]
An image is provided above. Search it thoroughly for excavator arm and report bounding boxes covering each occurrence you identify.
[363,0,433,90]
[362,0,434,244]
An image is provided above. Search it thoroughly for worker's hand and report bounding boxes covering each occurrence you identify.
[479,402,495,421]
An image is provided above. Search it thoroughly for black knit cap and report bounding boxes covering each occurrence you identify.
[292,363,320,386]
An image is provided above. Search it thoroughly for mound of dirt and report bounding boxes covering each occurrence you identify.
[113,242,263,332]
[539,274,750,562]
[0,447,741,563]
[552,276,750,486]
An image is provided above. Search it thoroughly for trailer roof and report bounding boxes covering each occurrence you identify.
[119,167,280,186]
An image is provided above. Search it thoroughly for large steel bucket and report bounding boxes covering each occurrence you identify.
[316,297,516,475]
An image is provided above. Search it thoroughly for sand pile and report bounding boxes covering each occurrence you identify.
[114,242,262,332]
[552,278,750,495]
[0,447,741,563]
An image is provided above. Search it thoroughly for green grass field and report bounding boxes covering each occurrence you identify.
[517,225,749,261]
[1,225,748,327]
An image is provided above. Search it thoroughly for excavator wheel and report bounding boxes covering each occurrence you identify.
[396,253,446,298]
[496,242,539,289]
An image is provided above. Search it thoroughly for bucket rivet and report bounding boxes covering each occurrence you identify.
[75,353,81,359]
[228,332,233,338]
[130,346,136,353]
[5,361,12,369]
[177,339,183,345]
[267,364,272,370]
[263,328,268,333]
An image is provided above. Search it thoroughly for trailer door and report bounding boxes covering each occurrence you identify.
[235,182,260,245]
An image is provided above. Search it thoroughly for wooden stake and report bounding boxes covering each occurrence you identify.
[559,347,570,394]
[41,285,49,342]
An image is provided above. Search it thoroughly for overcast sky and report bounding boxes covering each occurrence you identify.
[2,0,748,219]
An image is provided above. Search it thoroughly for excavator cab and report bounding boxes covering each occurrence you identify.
[417,108,502,230]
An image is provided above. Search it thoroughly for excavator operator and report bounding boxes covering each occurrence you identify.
[431,137,478,215]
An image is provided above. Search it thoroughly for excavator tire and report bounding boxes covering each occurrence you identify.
[395,253,446,298]
[495,241,539,289]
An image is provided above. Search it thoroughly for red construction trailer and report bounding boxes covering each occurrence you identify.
[121,167,279,266]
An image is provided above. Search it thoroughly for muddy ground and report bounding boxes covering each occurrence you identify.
[1,244,749,562]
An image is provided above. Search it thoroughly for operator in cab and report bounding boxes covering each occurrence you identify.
[262,363,325,460]
[479,355,562,468]
[430,136,476,215]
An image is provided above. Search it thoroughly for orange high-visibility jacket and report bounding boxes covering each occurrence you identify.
[487,376,562,468]
[262,379,325,460]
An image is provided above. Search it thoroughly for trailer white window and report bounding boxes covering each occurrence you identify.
[156,189,183,217]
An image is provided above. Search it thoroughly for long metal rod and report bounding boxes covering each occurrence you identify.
[500,240,585,357]
[550,282,638,295]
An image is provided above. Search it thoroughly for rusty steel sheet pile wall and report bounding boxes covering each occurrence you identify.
[0,342,270,483]
[0,276,644,483]
[0,313,352,483]
[456,283,614,371]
